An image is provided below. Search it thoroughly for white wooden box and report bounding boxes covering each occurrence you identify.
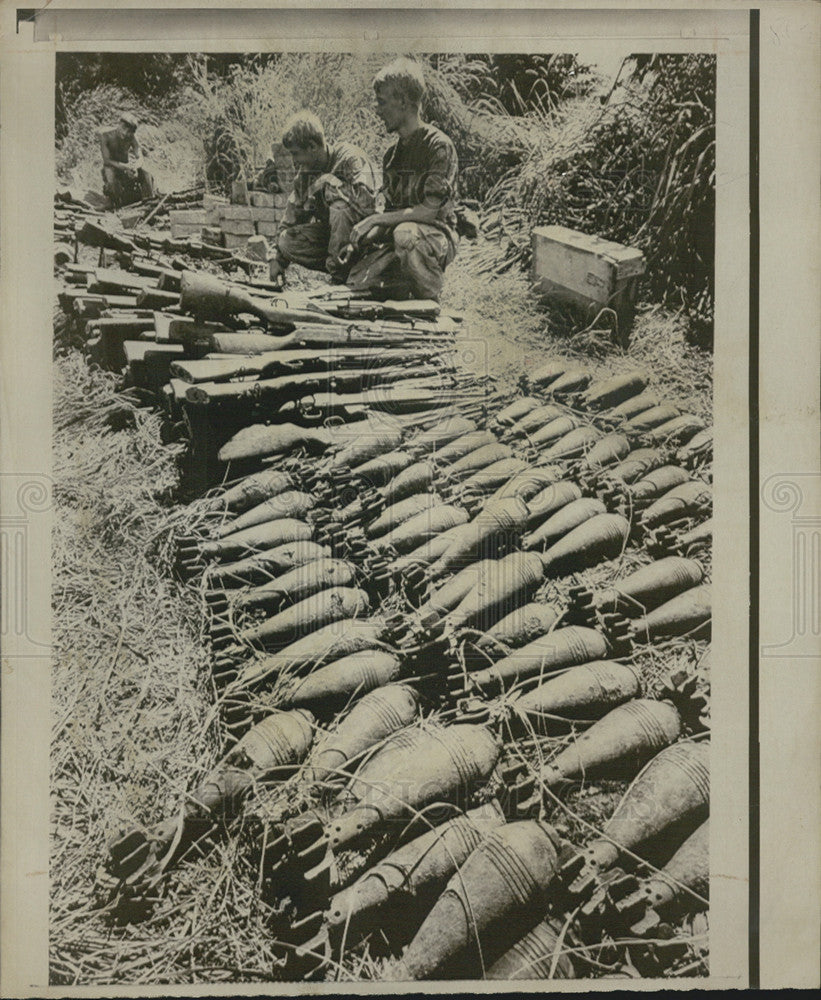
[532,225,645,316]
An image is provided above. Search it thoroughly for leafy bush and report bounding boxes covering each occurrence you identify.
[481,54,715,344]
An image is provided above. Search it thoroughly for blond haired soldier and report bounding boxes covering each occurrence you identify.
[345,58,459,301]
[268,111,378,287]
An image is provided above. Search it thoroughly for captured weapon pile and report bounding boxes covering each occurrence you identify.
[56,196,713,982]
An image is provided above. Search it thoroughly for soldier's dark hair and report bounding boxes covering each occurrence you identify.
[282,111,325,150]
[373,58,426,109]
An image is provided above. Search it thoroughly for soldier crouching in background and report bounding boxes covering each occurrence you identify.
[268,111,378,288]
[99,113,157,208]
[344,57,460,302]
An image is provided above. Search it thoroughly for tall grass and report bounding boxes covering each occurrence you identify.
[177,54,388,190]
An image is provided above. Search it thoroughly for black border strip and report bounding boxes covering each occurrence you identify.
[748,5,760,991]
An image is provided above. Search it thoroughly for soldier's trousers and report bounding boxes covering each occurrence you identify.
[346,222,456,302]
[276,200,359,281]
[102,166,156,208]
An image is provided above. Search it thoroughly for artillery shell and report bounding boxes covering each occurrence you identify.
[504,403,565,439]
[394,820,562,979]
[233,558,357,612]
[457,457,531,496]
[415,559,493,633]
[522,497,607,551]
[630,583,711,641]
[639,480,712,531]
[490,395,541,428]
[527,414,582,449]
[605,447,666,485]
[442,442,513,479]
[433,429,498,465]
[349,449,413,487]
[326,800,506,946]
[329,723,500,851]
[546,368,592,397]
[406,415,478,456]
[331,422,404,469]
[426,497,530,582]
[677,517,713,551]
[199,518,313,562]
[475,601,562,655]
[603,390,661,421]
[527,360,570,389]
[511,660,642,733]
[236,586,370,651]
[591,556,705,617]
[676,428,713,466]
[539,512,630,579]
[278,649,402,713]
[106,708,315,883]
[365,492,438,539]
[203,540,330,588]
[218,422,331,463]
[579,433,631,473]
[621,403,681,435]
[646,413,706,446]
[485,918,576,980]
[214,490,317,538]
[308,684,420,783]
[385,521,472,579]
[573,739,709,877]
[470,625,610,695]
[229,616,390,692]
[488,465,564,503]
[620,819,710,935]
[530,698,682,794]
[445,551,546,634]
[526,480,584,526]
[581,370,649,411]
[373,503,469,554]
[537,425,603,463]
[207,468,295,513]
[382,459,435,505]
[628,464,692,504]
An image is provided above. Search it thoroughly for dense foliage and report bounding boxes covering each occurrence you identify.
[482,55,715,343]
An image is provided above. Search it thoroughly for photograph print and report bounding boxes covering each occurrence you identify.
[51,46,715,985]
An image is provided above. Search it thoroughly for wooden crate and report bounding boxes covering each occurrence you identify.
[223,233,251,250]
[221,224,256,239]
[203,194,229,225]
[170,209,207,225]
[250,191,275,208]
[250,206,279,223]
[230,180,250,205]
[220,204,254,222]
[531,225,645,331]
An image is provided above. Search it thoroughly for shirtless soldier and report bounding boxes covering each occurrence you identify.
[99,113,157,208]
